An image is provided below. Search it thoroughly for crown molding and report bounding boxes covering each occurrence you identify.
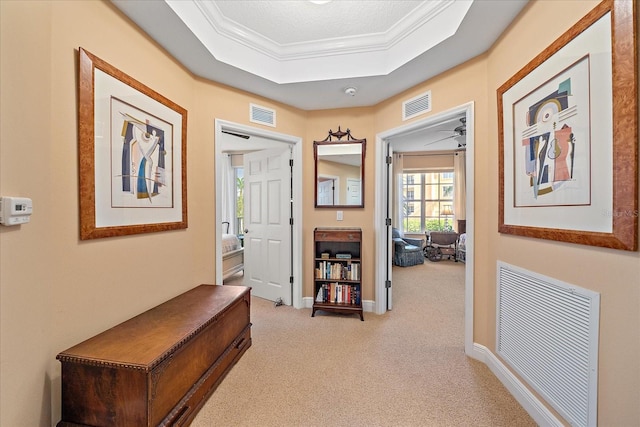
[166,0,471,83]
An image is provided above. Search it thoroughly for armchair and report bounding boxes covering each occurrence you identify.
[392,228,425,267]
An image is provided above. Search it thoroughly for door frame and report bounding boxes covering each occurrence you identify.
[374,102,475,355]
[214,119,303,309]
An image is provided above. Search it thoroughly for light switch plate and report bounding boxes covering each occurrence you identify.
[337,211,343,221]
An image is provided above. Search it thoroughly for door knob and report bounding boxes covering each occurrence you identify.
[244,228,249,234]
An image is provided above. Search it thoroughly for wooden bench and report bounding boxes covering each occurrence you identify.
[57,284,251,426]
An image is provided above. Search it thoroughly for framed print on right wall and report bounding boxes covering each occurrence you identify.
[497,0,637,251]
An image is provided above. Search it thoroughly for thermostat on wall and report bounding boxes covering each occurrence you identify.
[0,196,33,226]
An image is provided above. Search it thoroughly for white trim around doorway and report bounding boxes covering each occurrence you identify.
[214,119,303,309]
[374,102,475,356]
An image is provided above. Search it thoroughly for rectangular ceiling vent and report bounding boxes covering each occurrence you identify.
[403,90,432,121]
[250,103,276,127]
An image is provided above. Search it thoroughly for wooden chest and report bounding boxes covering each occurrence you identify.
[57,285,251,426]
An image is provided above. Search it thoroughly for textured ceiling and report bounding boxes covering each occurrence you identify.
[112,0,529,111]
[162,0,473,84]
[214,1,424,44]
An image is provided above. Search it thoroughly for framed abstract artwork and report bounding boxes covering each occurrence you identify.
[78,48,188,240]
[498,0,637,251]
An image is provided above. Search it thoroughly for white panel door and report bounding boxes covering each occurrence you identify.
[243,147,291,304]
[318,179,335,205]
[346,178,361,205]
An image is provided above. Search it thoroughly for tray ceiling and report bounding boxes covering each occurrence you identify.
[112,0,528,110]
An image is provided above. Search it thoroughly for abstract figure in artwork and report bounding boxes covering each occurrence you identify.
[119,113,166,202]
[521,78,577,199]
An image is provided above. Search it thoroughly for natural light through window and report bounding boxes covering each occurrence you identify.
[235,168,244,235]
[401,171,454,233]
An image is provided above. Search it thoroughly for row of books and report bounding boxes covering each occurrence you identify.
[315,261,360,281]
[315,283,361,305]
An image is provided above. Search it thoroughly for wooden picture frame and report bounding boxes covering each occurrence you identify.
[497,0,637,251]
[78,48,188,240]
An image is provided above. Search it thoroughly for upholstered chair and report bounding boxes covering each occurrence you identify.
[392,228,425,267]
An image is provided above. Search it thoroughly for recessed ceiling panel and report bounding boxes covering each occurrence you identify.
[112,0,529,110]
[214,0,424,45]
[167,0,471,83]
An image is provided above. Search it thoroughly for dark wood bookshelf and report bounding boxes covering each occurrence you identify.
[312,227,363,321]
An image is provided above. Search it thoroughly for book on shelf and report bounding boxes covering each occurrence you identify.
[315,260,360,280]
[335,253,352,259]
[316,282,361,305]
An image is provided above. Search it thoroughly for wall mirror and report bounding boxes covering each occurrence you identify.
[314,127,366,208]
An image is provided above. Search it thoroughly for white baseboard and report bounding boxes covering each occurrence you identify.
[470,343,562,427]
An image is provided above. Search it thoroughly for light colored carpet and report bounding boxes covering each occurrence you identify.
[192,261,536,426]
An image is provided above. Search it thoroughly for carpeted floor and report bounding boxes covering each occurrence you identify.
[192,261,536,426]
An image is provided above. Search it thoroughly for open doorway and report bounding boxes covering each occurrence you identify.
[214,119,303,308]
[375,102,475,355]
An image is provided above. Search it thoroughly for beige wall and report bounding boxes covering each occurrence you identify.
[1,1,638,426]
[305,109,375,300]
[372,1,639,424]
[486,1,639,424]
[0,1,307,425]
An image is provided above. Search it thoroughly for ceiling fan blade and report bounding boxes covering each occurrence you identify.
[424,135,455,146]
[387,116,464,142]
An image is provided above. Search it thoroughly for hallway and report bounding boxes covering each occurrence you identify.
[195,260,535,426]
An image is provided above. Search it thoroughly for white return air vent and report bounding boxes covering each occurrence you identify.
[402,90,431,121]
[250,103,276,127]
[497,261,600,427]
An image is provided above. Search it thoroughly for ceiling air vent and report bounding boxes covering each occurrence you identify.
[250,103,276,127]
[402,90,431,121]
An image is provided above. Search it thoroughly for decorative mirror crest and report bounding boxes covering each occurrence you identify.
[314,126,366,208]
[314,126,366,146]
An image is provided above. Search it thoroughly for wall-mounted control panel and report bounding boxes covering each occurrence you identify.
[0,196,33,226]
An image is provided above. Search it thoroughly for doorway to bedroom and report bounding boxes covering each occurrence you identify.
[215,120,303,308]
[375,102,474,354]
